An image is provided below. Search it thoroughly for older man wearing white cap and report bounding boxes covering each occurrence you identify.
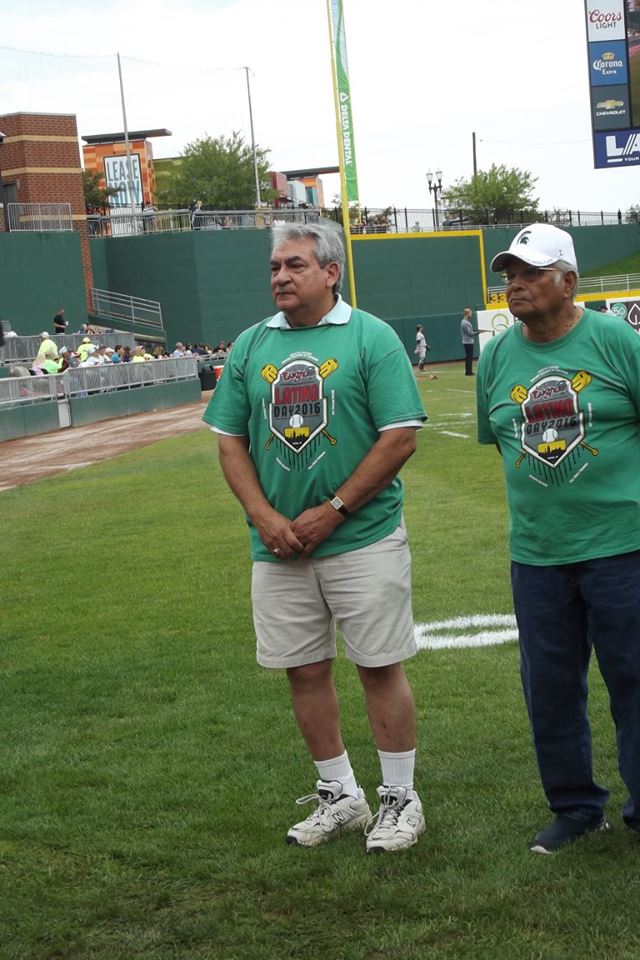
[476,223,640,854]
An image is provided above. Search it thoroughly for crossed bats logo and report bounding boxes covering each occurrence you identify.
[261,357,338,452]
[510,370,599,469]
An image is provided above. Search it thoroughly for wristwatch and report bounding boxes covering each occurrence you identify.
[329,495,350,518]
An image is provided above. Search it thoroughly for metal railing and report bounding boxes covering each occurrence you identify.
[90,288,164,330]
[7,202,73,232]
[0,373,61,406]
[0,357,198,407]
[323,207,633,234]
[63,356,198,396]
[487,272,640,300]
[87,207,322,237]
[2,332,137,364]
[578,273,640,293]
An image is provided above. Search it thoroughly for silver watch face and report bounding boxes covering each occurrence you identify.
[330,497,344,511]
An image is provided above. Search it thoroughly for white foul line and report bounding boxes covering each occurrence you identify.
[415,613,518,650]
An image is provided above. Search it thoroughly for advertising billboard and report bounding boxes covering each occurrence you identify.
[104,154,143,207]
[585,0,640,167]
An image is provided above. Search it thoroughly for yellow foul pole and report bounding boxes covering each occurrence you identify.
[325,0,357,308]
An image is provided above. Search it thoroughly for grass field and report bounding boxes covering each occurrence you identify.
[582,251,640,278]
[1,362,639,960]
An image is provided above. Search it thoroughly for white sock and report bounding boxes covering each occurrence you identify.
[378,748,418,801]
[314,751,359,798]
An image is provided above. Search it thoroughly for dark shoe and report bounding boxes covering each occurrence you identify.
[530,815,609,854]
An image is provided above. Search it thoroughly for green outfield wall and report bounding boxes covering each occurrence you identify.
[89,230,485,353]
[90,231,274,349]
[0,232,87,336]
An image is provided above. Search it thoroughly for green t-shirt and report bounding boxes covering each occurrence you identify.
[203,304,426,561]
[476,308,640,565]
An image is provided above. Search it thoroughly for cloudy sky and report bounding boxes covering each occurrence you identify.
[1,0,636,214]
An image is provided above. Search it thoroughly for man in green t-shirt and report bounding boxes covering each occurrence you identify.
[477,223,640,854]
[203,221,427,853]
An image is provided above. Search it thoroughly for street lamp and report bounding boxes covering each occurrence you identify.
[426,169,443,231]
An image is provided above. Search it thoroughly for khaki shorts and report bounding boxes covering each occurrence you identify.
[251,525,416,669]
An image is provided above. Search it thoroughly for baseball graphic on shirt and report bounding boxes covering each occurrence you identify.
[289,414,304,428]
[542,428,558,444]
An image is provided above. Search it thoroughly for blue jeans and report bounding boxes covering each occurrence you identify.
[512,552,640,829]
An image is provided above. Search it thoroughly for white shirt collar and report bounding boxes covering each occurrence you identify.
[265,294,352,329]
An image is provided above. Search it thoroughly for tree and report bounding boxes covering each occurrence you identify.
[155,132,274,210]
[82,170,120,211]
[442,163,539,225]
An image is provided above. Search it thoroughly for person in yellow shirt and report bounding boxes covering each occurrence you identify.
[36,331,58,361]
[77,337,96,362]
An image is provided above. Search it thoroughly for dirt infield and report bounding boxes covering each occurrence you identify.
[0,394,213,493]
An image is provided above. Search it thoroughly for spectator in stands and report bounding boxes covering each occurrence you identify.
[190,199,203,229]
[36,331,58,361]
[111,345,123,364]
[80,345,103,367]
[172,341,187,357]
[77,337,97,362]
[53,308,67,335]
[142,201,157,233]
[121,346,132,362]
[131,346,146,363]
[39,351,60,374]
[57,346,71,372]
[76,323,89,334]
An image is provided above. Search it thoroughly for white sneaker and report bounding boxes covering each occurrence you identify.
[286,779,371,847]
[365,785,426,853]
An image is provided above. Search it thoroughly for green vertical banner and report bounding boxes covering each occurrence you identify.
[330,0,359,202]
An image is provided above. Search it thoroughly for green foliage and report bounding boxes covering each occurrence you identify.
[1,368,639,958]
[442,163,539,225]
[323,197,393,234]
[155,131,274,210]
[81,170,120,211]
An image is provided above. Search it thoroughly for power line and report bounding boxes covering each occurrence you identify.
[480,137,590,147]
[0,44,113,60]
[0,44,243,72]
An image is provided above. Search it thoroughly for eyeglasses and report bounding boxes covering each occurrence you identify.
[501,266,559,286]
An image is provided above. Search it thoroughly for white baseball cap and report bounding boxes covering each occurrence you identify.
[490,224,578,273]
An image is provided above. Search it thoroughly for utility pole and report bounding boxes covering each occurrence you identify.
[244,67,262,208]
[117,53,136,210]
[472,131,478,177]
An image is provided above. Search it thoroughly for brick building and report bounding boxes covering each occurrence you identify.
[0,111,93,306]
[82,129,171,208]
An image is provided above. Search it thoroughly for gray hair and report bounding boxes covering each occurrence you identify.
[552,259,579,294]
[271,220,345,294]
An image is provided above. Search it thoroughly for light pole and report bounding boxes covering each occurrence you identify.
[426,169,443,231]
